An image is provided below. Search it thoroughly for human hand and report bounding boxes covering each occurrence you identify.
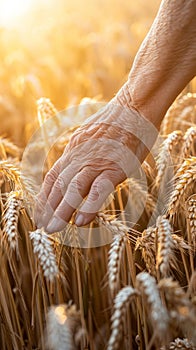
[35,92,157,233]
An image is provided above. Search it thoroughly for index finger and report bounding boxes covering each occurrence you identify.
[34,158,62,224]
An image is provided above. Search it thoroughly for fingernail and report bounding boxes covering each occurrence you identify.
[75,214,85,226]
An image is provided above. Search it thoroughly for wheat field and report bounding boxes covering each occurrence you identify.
[0,0,196,349]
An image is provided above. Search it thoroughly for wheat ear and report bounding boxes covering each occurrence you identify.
[159,278,196,342]
[0,136,21,158]
[0,159,21,185]
[160,93,196,135]
[107,286,138,350]
[30,228,58,282]
[167,338,196,350]
[154,130,182,189]
[186,195,196,250]
[46,304,80,350]
[37,97,59,126]
[2,190,23,251]
[97,213,128,294]
[167,157,196,219]
[136,272,169,339]
[156,216,175,277]
[181,126,196,159]
[126,178,155,216]
[37,97,59,169]
[135,227,157,276]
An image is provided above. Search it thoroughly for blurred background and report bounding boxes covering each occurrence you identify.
[0,0,194,147]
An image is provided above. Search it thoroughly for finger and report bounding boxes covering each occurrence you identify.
[39,163,80,228]
[46,167,100,233]
[34,159,62,224]
[75,169,126,226]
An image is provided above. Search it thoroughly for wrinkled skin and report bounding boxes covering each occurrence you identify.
[35,0,196,233]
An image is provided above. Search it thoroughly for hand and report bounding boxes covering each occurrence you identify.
[35,93,157,233]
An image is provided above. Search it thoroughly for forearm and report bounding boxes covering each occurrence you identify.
[116,0,196,128]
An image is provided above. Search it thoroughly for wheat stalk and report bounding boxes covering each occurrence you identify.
[107,286,138,350]
[30,228,59,282]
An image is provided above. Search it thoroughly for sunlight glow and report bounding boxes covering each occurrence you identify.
[0,0,33,27]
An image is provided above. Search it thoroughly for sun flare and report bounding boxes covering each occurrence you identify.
[0,0,33,26]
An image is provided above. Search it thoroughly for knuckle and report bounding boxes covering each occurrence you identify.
[96,181,107,196]
[88,183,99,200]
[67,177,82,195]
[67,170,91,194]
[44,167,58,184]
[94,177,114,196]
[67,130,82,149]
[81,168,94,180]
[54,175,66,191]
